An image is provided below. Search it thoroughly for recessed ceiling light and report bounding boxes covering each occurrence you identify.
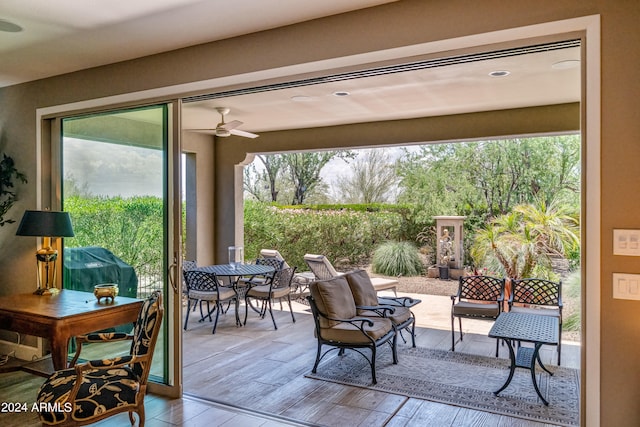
[489,70,510,77]
[333,91,350,97]
[0,19,23,33]
[552,59,580,70]
[291,95,312,102]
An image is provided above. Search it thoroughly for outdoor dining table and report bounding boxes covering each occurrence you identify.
[196,263,275,325]
[488,311,559,405]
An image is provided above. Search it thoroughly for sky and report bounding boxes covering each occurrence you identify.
[63,138,163,198]
[63,137,417,200]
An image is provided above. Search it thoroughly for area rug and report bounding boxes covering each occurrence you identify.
[305,346,579,426]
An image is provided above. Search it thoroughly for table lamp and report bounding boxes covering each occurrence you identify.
[16,210,75,295]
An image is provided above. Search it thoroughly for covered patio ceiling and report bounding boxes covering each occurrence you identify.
[181,41,580,136]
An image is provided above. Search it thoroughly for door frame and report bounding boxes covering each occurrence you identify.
[40,100,184,398]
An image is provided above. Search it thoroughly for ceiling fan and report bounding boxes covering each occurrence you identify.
[194,107,259,139]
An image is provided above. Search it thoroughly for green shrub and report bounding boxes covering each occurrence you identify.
[563,312,581,332]
[371,241,423,277]
[64,195,164,275]
[243,201,407,269]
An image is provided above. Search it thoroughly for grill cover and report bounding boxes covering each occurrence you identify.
[63,246,137,298]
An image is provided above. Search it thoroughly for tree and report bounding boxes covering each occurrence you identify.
[243,162,268,202]
[282,151,354,205]
[335,149,399,203]
[397,136,581,220]
[257,154,286,202]
[469,197,579,279]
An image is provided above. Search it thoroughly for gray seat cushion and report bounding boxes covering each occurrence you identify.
[452,301,500,318]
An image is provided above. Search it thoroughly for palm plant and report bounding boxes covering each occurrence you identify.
[470,197,579,279]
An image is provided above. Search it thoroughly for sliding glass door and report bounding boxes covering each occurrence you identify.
[59,104,181,392]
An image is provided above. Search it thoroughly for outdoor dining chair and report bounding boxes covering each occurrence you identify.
[183,269,238,334]
[244,266,297,329]
[509,277,563,365]
[451,275,505,356]
[238,256,284,287]
[182,260,199,312]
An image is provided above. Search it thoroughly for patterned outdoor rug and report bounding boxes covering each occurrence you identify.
[305,346,579,426]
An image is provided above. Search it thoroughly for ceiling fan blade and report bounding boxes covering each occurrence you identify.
[230,129,259,139]
[220,120,243,131]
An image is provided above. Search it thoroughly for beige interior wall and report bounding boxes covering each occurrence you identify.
[182,132,216,265]
[0,0,638,424]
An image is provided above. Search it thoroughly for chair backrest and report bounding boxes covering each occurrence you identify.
[344,269,378,306]
[308,276,357,328]
[130,290,163,380]
[183,270,221,292]
[256,256,285,271]
[271,266,296,290]
[510,278,562,307]
[259,249,291,269]
[183,260,198,271]
[457,275,505,302]
[304,254,341,280]
[182,260,198,289]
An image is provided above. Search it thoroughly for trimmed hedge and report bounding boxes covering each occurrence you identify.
[244,200,408,270]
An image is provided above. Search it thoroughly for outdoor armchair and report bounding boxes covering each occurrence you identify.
[259,249,291,268]
[260,249,316,297]
[304,253,398,295]
[344,269,421,347]
[451,275,505,356]
[307,276,397,384]
[509,278,563,365]
[36,291,163,427]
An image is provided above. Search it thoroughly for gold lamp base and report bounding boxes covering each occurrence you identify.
[35,247,59,296]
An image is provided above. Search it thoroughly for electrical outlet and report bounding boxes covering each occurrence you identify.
[613,273,640,300]
[613,229,640,256]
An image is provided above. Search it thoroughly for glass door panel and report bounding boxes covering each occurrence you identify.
[60,104,171,384]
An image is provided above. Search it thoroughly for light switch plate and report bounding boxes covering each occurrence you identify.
[613,273,640,300]
[613,229,640,256]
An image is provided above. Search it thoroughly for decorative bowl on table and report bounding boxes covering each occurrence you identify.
[94,284,119,303]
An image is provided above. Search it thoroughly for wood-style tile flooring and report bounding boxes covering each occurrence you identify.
[0,292,580,426]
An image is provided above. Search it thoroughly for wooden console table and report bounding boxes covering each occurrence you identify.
[0,289,142,371]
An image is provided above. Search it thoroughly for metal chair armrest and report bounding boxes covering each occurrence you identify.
[357,304,396,317]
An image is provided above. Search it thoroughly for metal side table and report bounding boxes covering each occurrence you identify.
[488,312,559,405]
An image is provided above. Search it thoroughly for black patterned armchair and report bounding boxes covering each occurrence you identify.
[36,290,163,426]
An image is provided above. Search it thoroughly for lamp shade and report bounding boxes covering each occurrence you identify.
[16,210,75,237]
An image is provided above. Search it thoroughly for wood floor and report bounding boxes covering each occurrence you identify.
[0,292,580,426]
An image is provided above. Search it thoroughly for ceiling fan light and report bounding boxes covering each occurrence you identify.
[489,70,510,77]
[215,128,231,137]
[0,19,23,33]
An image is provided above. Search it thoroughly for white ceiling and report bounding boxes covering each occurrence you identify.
[1,0,580,134]
[0,0,396,87]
